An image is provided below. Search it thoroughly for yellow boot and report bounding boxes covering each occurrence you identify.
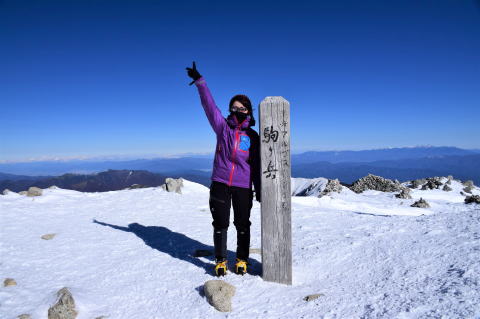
[235,258,248,275]
[215,259,228,276]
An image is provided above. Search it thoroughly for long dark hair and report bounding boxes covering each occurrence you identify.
[229,94,256,126]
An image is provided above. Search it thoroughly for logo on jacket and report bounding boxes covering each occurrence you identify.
[239,135,250,151]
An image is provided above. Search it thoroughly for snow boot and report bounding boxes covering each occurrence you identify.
[213,228,228,261]
[215,259,228,277]
[235,258,248,275]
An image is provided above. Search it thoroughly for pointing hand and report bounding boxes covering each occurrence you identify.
[185,61,202,86]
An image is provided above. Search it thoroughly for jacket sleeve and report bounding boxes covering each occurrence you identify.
[194,76,225,135]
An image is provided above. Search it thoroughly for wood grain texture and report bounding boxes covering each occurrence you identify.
[259,96,292,285]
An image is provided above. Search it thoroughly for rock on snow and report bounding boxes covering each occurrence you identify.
[0,178,479,318]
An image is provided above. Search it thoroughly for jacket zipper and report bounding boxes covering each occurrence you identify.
[228,127,240,186]
[228,119,247,186]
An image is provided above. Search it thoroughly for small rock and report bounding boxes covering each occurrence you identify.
[203,280,236,312]
[42,233,56,240]
[321,179,343,196]
[4,278,17,287]
[463,180,474,187]
[395,187,412,199]
[49,185,59,189]
[27,186,43,196]
[193,249,213,257]
[19,191,28,195]
[411,197,430,208]
[17,315,31,319]
[303,293,324,302]
[460,191,465,196]
[465,195,480,204]
[410,178,426,189]
[161,178,184,194]
[3,188,12,195]
[127,184,147,189]
[421,177,443,190]
[249,248,261,254]
[48,287,78,319]
[442,184,452,192]
[463,186,473,194]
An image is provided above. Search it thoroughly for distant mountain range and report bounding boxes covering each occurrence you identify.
[291,146,479,164]
[292,154,480,184]
[0,169,207,193]
[1,147,479,192]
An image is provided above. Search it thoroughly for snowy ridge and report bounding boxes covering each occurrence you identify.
[291,177,330,196]
[1,177,479,318]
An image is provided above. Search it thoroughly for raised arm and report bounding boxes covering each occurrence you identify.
[186,61,225,135]
[194,77,225,135]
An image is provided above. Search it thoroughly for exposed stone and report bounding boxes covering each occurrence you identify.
[3,188,12,195]
[411,197,430,208]
[17,315,31,319]
[42,233,56,240]
[48,287,78,319]
[127,184,147,189]
[161,178,184,194]
[193,249,213,257]
[27,186,43,197]
[465,195,480,204]
[442,184,452,192]
[249,248,261,254]
[203,280,236,312]
[4,278,17,287]
[463,180,474,188]
[19,191,28,195]
[410,178,426,189]
[421,177,443,190]
[445,179,452,185]
[303,293,324,302]
[349,174,403,193]
[463,186,473,194]
[321,179,343,196]
[49,185,59,189]
[395,188,412,199]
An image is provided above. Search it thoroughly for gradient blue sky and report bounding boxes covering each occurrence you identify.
[1,0,479,162]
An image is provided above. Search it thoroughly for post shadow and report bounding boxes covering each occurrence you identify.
[93,219,261,276]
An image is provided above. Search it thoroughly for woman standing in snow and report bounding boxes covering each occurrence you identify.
[186,61,261,276]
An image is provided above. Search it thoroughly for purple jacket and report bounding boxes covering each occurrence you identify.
[194,76,261,191]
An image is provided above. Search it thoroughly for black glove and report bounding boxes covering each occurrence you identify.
[185,61,202,86]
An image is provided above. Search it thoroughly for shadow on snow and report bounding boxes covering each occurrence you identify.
[93,219,261,276]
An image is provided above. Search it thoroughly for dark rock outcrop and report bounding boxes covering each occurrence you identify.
[465,195,480,204]
[411,197,430,208]
[350,174,403,193]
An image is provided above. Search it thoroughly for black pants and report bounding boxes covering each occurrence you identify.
[209,181,253,261]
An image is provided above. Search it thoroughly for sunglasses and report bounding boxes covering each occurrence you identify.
[230,106,248,112]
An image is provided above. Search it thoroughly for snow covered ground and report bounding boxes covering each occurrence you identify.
[1,179,479,318]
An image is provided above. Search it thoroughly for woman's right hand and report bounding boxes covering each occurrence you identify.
[185,61,202,85]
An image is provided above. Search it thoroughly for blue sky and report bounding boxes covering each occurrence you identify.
[1,0,479,162]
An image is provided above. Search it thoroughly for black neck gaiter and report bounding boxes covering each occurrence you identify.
[233,111,248,124]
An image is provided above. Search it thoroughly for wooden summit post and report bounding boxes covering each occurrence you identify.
[259,96,292,285]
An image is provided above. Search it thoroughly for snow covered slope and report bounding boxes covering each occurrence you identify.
[291,177,330,196]
[1,178,479,318]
